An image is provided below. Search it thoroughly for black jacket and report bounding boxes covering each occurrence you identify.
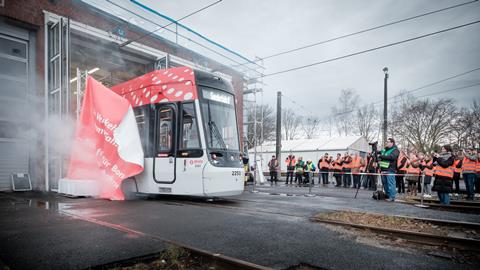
[432,153,455,193]
[378,146,400,172]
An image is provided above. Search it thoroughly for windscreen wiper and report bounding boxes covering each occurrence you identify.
[208,120,227,150]
[207,101,227,150]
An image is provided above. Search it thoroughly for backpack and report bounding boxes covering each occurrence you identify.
[372,190,386,200]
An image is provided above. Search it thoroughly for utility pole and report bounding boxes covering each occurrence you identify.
[276,92,282,165]
[253,88,257,188]
[382,67,389,144]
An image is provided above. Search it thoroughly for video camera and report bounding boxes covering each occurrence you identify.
[369,141,378,155]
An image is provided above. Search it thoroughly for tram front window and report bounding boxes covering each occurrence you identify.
[200,87,239,151]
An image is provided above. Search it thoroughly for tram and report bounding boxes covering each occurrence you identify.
[111,67,244,197]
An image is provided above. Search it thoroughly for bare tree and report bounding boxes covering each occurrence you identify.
[356,104,379,142]
[391,97,457,153]
[300,116,320,139]
[282,108,302,140]
[331,89,359,136]
[246,104,276,149]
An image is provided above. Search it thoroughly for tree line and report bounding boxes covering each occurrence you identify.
[245,89,480,152]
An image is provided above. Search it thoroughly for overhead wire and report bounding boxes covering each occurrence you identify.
[331,81,480,118]
[371,67,480,105]
[257,20,480,78]
[229,0,479,69]
[105,0,265,77]
[118,0,223,47]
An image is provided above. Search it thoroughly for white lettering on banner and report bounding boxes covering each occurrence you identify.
[93,111,119,148]
[94,110,118,131]
[112,165,126,179]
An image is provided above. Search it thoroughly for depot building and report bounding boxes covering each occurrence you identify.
[0,0,250,192]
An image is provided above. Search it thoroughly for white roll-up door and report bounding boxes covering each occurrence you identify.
[0,33,29,191]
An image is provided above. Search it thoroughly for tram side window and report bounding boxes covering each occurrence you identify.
[133,107,147,152]
[180,103,200,149]
[157,107,173,154]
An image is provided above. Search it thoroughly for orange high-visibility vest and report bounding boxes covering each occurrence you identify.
[406,163,421,175]
[333,158,342,170]
[453,159,462,174]
[351,156,362,168]
[318,158,330,170]
[397,152,407,169]
[462,157,477,172]
[422,160,433,177]
[285,158,296,167]
[434,165,454,179]
[351,156,362,174]
[342,156,352,169]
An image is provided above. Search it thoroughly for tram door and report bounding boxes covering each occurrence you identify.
[153,105,176,183]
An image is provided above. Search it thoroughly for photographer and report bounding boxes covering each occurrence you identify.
[378,138,400,201]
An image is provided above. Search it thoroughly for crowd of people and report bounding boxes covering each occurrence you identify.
[266,138,480,205]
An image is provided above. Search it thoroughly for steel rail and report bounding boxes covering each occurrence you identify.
[58,208,272,270]
[0,193,271,270]
[399,200,480,214]
[311,217,480,251]
[407,197,480,206]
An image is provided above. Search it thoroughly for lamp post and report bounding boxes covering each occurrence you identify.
[382,67,389,145]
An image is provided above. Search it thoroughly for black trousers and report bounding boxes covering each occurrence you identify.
[295,172,303,184]
[342,169,352,187]
[304,172,310,184]
[269,171,277,182]
[453,172,460,193]
[333,171,342,186]
[396,175,405,194]
[476,173,480,194]
[367,171,377,190]
[353,174,361,189]
[286,170,294,184]
[320,170,329,184]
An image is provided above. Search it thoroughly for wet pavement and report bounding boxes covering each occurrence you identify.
[0,186,479,270]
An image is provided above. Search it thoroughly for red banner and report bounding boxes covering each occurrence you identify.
[66,76,144,200]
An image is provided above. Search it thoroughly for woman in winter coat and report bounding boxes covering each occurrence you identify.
[432,145,455,205]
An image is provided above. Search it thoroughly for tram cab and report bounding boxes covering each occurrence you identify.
[111,67,244,197]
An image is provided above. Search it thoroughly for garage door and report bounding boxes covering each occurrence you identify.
[0,34,29,191]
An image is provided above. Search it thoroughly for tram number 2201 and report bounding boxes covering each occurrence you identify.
[232,171,242,176]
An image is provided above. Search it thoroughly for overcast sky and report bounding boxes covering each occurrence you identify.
[102,0,480,117]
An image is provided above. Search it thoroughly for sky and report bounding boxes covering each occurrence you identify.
[94,0,480,118]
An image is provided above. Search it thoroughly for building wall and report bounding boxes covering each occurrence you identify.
[0,0,245,190]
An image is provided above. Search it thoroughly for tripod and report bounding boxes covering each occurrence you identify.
[355,153,377,199]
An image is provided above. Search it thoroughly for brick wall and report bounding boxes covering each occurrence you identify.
[0,0,246,187]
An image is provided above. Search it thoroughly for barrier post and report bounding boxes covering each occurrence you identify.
[305,171,315,197]
[415,174,429,208]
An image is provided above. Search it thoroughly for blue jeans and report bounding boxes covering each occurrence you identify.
[464,173,477,200]
[381,172,396,199]
[438,192,450,205]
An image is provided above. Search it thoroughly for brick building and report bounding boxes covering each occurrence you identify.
[0,0,253,191]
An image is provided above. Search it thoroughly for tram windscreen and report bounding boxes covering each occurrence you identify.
[200,87,239,151]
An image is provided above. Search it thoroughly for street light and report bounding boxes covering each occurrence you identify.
[383,67,389,145]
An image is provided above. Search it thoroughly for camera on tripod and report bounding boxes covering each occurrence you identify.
[369,141,378,155]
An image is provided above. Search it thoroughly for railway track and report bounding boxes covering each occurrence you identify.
[311,212,480,252]
[156,197,480,252]
[407,197,480,206]
[399,199,480,214]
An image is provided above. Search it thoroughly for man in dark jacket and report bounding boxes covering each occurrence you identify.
[378,138,400,201]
